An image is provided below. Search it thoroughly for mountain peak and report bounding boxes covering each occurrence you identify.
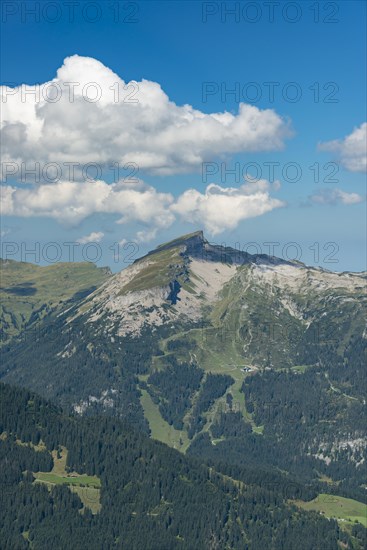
[137,230,206,262]
[138,230,295,267]
[155,230,205,251]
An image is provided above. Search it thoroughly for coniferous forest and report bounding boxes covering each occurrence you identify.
[1,382,366,549]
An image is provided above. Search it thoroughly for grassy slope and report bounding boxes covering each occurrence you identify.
[139,388,190,452]
[118,246,185,295]
[295,493,367,528]
[0,259,110,343]
[154,231,203,250]
[146,267,271,439]
[149,322,264,443]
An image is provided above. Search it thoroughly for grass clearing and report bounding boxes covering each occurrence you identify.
[33,446,102,514]
[295,493,367,527]
[140,389,190,452]
[34,472,100,487]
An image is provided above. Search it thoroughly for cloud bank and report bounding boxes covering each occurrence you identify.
[1,179,175,228]
[1,178,283,237]
[310,188,364,205]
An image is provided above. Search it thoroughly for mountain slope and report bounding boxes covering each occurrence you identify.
[1,232,366,499]
[0,259,111,345]
[68,231,366,406]
[71,231,365,353]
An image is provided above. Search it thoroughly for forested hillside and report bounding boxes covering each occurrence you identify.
[1,235,366,548]
[1,382,365,549]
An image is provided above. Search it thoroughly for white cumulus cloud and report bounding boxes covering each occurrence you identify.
[1,55,291,176]
[171,179,285,235]
[318,123,367,172]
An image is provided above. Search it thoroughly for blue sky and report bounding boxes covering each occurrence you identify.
[1,0,366,271]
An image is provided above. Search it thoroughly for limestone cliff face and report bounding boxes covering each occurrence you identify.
[72,232,366,353]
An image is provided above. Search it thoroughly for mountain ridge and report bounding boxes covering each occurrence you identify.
[136,229,299,268]
[1,232,366,481]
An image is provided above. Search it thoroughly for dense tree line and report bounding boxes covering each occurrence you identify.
[166,338,196,352]
[147,360,203,429]
[186,367,366,502]
[188,373,234,438]
[241,368,366,485]
[1,382,362,549]
[211,410,252,439]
